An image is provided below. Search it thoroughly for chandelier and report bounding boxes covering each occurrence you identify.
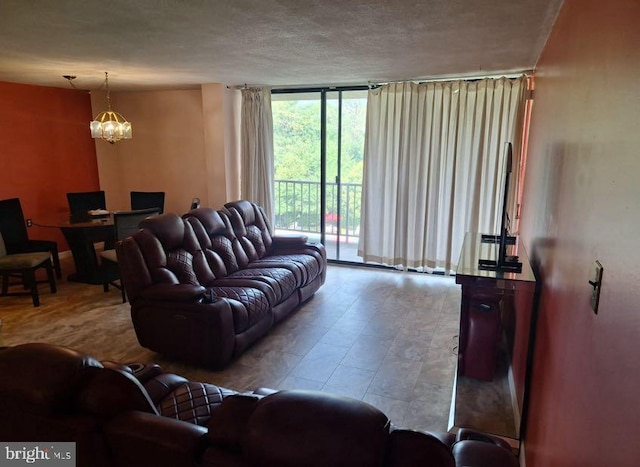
[90,72,132,144]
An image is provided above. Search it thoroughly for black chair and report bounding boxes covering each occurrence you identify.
[66,191,106,221]
[0,198,61,279]
[99,208,160,302]
[0,232,57,307]
[66,189,113,248]
[130,191,165,214]
[190,197,201,210]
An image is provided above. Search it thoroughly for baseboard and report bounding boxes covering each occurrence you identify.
[59,250,72,260]
[519,441,526,467]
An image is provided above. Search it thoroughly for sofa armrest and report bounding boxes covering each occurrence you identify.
[138,283,206,302]
[452,440,519,467]
[105,411,208,466]
[268,242,327,264]
[129,298,236,369]
[452,429,518,467]
[271,234,308,247]
[455,428,513,451]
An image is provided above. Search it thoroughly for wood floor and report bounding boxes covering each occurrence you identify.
[0,256,462,432]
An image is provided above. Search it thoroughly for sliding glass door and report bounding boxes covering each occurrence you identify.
[272,92,322,244]
[324,90,367,261]
[272,88,367,262]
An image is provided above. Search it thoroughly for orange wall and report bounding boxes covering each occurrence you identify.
[520,1,640,466]
[0,81,99,249]
[0,80,239,253]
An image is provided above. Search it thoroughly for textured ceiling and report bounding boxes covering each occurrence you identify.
[0,0,563,91]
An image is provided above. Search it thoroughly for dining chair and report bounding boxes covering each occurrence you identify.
[99,208,160,302]
[130,191,165,214]
[0,197,61,279]
[66,191,106,220]
[0,232,57,307]
[66,189,115,249]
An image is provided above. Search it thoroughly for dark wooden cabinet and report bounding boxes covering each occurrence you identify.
[450,233,537,451]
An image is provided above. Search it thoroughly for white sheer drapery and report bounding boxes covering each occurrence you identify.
[358,76,526,271]
[241,87,275,224]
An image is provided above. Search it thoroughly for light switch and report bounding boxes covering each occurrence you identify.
[589,261,603,314]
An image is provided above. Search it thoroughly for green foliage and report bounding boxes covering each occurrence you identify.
[272,96,366,184]
[272,94,367,234]
[273,100,321,180]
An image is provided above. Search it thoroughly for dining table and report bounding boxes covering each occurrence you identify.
[35,213,115,285]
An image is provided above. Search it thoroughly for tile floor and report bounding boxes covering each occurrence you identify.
[1,260,462,433]
[210,263,462,431]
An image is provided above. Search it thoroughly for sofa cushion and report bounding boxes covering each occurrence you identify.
[157,382,238,426]
[209,286,271,332]
[229,267,297,302]
[247,253,320,286]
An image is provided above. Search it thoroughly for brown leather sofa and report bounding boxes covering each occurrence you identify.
[0,343,519,467]
[116,200,326,369]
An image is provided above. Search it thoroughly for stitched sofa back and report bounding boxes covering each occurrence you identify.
[136,213,200,285]
[224,200,273,261]
[183,208,251,274]
[118,213,210,302]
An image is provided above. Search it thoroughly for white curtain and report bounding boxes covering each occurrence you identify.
[241,87,275,225]
[358,76,526,272]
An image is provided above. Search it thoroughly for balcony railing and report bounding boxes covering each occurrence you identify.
[274,179,362,240]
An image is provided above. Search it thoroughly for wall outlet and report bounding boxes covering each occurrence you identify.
[26,219,33,227]
[589,261,603,314]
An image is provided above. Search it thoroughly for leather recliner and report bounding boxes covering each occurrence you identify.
[0,343,519,467]
[116,201,327,369]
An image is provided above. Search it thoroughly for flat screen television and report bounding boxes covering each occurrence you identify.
[478,142,522,273]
